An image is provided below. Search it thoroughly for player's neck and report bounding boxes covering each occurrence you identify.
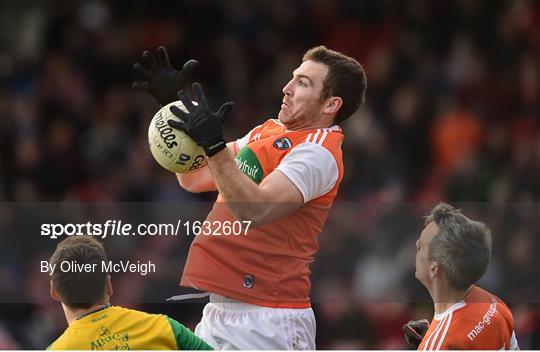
[62,301,110,325]
[280,115,335,131]
[432,283,472,315]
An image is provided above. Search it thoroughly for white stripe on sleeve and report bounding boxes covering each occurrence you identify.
[318,130,329,145]
[423,315,448,351]
[236,124,263,150]
[434,313,453,350]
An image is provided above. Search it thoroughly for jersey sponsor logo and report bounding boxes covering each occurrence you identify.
[99,326,111,336]
[90,326,129,350]
[273,137,292,150]
[243,274,255,288]
[467,298,498,341]
[235,147,263,184]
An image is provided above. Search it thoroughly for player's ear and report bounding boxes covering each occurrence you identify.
[429,261,439,279]
[323,96,342,115]
[105,275,113,298]
[50,281,60,301]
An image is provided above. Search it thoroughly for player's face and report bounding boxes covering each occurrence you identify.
[278,60,328,129]
[415,221,438,287]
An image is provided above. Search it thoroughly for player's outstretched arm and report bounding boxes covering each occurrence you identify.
[207,150,303,225]
[167,83,303,224]
[176,142,236,193]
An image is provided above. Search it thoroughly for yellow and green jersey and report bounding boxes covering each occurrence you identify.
[48,305,213,350]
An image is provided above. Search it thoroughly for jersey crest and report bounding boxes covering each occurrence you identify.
[273,137,292,150]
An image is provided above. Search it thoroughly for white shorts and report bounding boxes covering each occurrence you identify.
[194,294,316,350]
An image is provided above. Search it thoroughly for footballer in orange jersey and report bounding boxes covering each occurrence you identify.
[134,45,366,349]
[405,203,518,350]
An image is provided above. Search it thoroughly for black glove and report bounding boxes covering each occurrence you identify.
[167,83,234,157]
[132,46,198,106]
[403,319,429,349]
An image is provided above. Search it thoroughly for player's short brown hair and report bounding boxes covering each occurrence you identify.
[303,45,367,123]
[49,236,108,309]
[425,203,492,291]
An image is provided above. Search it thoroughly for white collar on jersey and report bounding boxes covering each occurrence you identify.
[326,125,342,131]
[433,301,467,321]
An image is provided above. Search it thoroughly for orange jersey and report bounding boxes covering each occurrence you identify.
[181,119,344,308]
[419,286,518,350]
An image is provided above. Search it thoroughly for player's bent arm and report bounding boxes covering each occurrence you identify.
[207,148,303,226]
[176,142,237,193]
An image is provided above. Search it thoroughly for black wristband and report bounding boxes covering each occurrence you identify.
[203,138,227,157]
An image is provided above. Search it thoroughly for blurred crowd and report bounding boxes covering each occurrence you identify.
[1,0,539,349]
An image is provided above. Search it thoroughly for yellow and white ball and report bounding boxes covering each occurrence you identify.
[148,101,206,173]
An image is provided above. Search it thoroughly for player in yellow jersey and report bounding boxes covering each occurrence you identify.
[47,236,213,350]
[133,46,366,349]
[403,203,518,350]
